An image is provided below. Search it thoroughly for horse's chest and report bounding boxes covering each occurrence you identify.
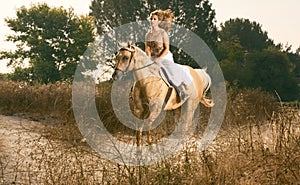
[132,79,163,102]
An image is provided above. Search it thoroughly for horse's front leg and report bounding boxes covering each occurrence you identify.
[146,98,163,144]
[132,86,145,146]
[134,104,145,146]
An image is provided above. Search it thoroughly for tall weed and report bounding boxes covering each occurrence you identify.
[0,80,299,184]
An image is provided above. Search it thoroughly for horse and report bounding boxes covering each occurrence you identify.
[112,43,214,146]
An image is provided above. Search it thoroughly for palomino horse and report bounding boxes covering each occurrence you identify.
[112,43,214,146]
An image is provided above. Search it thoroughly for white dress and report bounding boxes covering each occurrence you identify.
[146,29,192,87]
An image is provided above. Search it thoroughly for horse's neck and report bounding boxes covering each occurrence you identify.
[134,59,156,81]
[133,48,159,81]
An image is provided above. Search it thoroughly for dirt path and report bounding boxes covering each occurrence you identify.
[0,115,51,184]
[0,115,114,184]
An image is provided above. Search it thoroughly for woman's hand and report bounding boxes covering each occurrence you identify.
[154,57,161,63]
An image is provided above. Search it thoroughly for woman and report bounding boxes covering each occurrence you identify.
[145,9,192,101]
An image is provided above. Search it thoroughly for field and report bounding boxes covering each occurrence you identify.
[0,80,299,184]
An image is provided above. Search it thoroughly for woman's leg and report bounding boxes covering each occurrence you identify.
[159,60,190,100]
[159,59,192,86]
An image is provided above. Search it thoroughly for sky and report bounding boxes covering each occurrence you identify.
[0,0,299,73]
[211,0,300,50]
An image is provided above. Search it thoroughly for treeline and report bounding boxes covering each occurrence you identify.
[0,0,299,100]
[216,18,300,101]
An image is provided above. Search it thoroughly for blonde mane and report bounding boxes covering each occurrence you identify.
[132,45,148,62]
[131,45,160,79]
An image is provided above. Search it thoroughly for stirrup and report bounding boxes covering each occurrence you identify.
[179,91,190,101]
[176,84,190,101]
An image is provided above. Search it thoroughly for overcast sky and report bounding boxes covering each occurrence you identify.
[1,0,299,73]
[211,0,300,50]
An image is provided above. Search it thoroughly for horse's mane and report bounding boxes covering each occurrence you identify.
[131,45,160,77]
[119,42,157,68]
[132,45,149,62]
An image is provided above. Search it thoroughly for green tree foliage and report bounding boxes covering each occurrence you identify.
[0,3,96,84]
[217,38,244,62]
[90,0,218,67]
[8,67,33,82]
[217,18,300,100]
[218,18,274,52]
[172,0,218,50]
[91,0,146,34]
[244,49,299,100]
[287,48,300,77]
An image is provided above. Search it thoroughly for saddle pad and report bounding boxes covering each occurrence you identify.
[182,66,194,83]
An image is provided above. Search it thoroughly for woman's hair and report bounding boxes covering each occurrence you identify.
[150,9,174,33]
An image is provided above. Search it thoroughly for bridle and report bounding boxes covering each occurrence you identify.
[114,47,135,76]
[114,46,155,76]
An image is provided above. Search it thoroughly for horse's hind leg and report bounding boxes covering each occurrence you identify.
[181,100,198,137]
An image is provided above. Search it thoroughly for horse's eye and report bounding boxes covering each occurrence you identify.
[123,56,129,60]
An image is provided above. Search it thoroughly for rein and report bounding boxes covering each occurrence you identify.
[132,62,155,72]
[115,47,156,76]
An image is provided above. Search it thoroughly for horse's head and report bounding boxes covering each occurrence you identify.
[112,44,136,80]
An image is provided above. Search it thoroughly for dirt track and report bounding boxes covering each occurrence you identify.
[0,115,49,184]
[0,115,111,184]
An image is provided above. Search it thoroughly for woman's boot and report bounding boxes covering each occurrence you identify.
[175,83,190,101]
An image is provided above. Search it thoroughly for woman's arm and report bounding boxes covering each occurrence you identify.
[145,42,151,57]
[145,33,151,56]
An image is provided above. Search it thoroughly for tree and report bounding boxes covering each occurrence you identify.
[8,67,33,82]
[91,0,146,34]
[90,0,218,67]
[0,3,96,84]
[218,39,248,85]
[287,47,300,78]
[170,0,218,51]
[244,48,299,100]
[218,18,274,52]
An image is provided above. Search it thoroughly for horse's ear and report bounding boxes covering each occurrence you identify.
[127,41,135,52]
[117,41,122,48]
[127,41,132,47]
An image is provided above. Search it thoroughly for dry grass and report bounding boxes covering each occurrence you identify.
[0,80,299,184]
[0,81,74,124]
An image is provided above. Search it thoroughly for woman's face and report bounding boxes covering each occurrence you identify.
[150,15,159,27]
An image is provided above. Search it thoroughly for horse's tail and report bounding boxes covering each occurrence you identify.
[195,68,214,107]
[200,96,214,107]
